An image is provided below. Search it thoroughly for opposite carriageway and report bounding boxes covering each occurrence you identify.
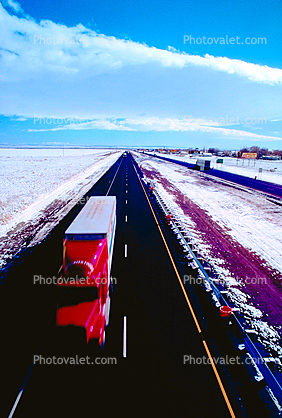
[143,152,282,199]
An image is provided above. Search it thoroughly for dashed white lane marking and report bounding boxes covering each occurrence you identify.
[125,215,128,222]
[125,244,128,258]
[123,316,127,358]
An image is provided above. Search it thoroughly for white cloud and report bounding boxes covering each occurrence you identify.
[28,116,282,142]
[3,0,23,14]
[0,3,281,145]
[29,118,134,132]
[0,4,282,85]
[11,116,27,121]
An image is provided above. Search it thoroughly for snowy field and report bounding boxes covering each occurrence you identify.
[0,148,122,270]
[144,158,282,274]
[134,152,282,355]
[150,152,282,185]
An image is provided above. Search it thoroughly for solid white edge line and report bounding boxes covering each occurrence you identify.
[123,316,127,358]
[8,389,23,418]
[106,158,123,196]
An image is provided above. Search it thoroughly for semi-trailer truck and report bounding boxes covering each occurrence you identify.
[56,196,116,346]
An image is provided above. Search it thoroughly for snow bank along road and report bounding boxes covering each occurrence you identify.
[0,149,122,273]
[2,153,277,418]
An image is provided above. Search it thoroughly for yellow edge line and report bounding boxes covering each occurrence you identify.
[133,163,236,418]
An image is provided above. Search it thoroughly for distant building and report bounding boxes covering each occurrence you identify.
[195,158,211,170]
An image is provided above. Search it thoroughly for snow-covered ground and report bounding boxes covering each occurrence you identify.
[140,154,282,274]
[149,152,282,185]
[0,148,122,270]
[213,156,282,184]
[134,152,282,355]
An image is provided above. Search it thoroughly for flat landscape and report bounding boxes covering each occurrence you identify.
[0,148,121,270]
[1,0,282,416]
[1,148,282,358]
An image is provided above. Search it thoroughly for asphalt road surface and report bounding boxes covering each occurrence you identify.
[1,153,265,418]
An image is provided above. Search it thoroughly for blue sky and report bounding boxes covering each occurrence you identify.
[0,0,282,149]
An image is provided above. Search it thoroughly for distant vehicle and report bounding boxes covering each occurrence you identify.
[123,152,127,157]
[56,196,116,346]
[195,158,211,170]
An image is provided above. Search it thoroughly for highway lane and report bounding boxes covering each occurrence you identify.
[4,153,260,417]
[0,156,123,417]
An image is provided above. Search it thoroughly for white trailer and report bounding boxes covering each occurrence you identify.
[57,196,117,346]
